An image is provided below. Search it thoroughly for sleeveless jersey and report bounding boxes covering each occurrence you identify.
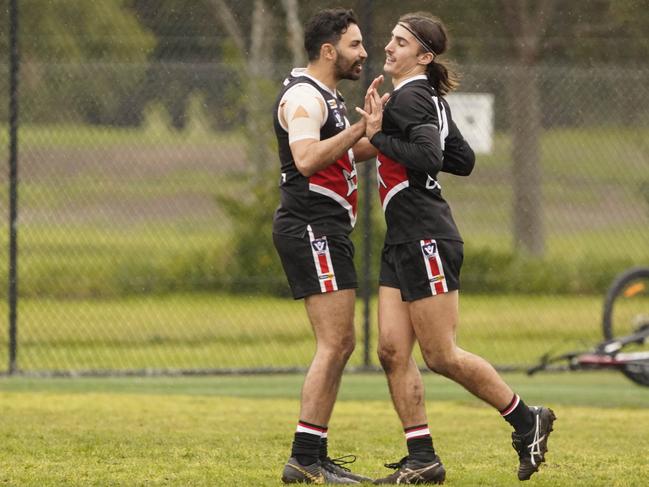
[272,71,357,239]
[376,77,463,244]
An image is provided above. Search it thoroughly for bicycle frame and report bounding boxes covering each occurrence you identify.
[529,267,649,386]
[528,324,649,378]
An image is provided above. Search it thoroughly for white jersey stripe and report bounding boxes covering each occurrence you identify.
[309,183,357,227]
[431,95,449,150]
[381,181,410,212]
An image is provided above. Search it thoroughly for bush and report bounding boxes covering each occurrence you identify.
[2,236,637,300]
[461,245,635,296]
[215,174,290,296]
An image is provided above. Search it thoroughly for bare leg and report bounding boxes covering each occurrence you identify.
[409,291,513,410]
[299,289,356,425]
[377,286,428,427]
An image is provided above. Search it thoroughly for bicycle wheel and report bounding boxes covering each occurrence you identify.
[602,267,649,386]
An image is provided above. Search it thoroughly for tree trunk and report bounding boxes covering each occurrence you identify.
[281,0,306,67]
[210,0,275,175]
[507,66,543,255]
[244,0,274,175]
[210,0,245,53]
[501,0,555,256]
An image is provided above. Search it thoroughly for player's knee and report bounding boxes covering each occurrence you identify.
[422,348,458,376]
[377,344,406,374]
[339,334,356,360]
[319,334,355,362]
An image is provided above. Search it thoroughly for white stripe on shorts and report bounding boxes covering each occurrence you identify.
[307,225,338,293]
[420,239,448,296]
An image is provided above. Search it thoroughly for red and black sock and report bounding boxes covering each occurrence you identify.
[291,420,326,466]
[500,394,534,434]
[404,424,436,463]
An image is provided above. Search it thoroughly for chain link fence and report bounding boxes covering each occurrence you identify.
[2,50,648,374]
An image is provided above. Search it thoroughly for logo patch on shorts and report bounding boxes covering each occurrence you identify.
[421,241,437,258]
[429,274,444,283]
[311,238,328,254]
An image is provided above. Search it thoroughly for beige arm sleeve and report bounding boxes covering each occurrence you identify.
[277,84,326,144]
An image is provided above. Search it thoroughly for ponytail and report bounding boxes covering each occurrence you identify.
[426,59,459,96]
[399,12,460,95]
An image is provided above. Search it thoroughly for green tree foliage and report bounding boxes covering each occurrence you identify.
[121,0,239,129]
[0,0,155,62]
[0,0,156,123]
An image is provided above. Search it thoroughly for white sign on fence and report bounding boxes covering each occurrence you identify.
[446,92,494,154]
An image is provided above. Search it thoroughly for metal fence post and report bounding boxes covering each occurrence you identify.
[8,0,20,375]
[360,0,374,369]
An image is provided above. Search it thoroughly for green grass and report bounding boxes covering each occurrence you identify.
[0,124,647,301]
[0,122,246,148]
[0,225,232,299]
[440,126,649,256]
[1,373,648,486]
[2,372,649,408]
[0,293,609,372]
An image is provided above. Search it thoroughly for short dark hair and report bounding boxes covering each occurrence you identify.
[304,8,358,61]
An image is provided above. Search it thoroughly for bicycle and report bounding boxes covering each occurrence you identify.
[528,266,649,387]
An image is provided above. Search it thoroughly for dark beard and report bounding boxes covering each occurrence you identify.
[334,57,362,81]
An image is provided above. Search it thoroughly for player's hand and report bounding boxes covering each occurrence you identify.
[355,87,384,139]
[362,75,387,114]
[366,75,384,97]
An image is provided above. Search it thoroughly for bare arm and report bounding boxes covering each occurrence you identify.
[352,137,378,162]
[286,75,388,175]
[290,121,366,177]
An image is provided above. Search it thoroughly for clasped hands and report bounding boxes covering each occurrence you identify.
[356,75,390,140]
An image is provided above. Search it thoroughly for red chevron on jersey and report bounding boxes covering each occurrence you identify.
[376,152,409,211]
[309,149,358,227]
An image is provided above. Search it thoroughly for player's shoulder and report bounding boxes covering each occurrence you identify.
[391,80,433,105]
[280,82,326,119]
[403,79,435,97]
[387,80,435,117]
[283,81,323,101]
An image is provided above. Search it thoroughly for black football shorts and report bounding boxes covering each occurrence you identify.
[379,238,463,302]
[273,227,358,299]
